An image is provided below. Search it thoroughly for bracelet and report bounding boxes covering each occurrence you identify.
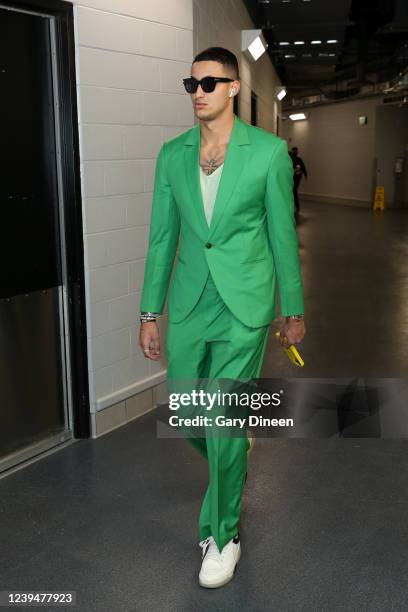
[286,314,304,321]
[140,311,159,323]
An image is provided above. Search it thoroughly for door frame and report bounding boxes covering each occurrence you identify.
[1,0,90,439]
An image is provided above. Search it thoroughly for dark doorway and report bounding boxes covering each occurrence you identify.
[0,0,90,474]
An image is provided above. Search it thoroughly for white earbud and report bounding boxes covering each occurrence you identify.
[229,89,235,97]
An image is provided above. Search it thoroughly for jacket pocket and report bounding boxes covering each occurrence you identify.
[241,233,270,263]
[241,255,267,263]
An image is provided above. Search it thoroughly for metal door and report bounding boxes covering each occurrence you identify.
[0,3,88,473]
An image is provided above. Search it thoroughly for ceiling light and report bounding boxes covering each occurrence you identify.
[284,54,295,58]
[241,30,268,61]
[311,40,321,44]
[248,37,266,60]
[294,41,304,45]
[327,39,338,44]
[289,113,307,121]
[328,53,335,57]
[279,42,290,45]
[276,86,287,100]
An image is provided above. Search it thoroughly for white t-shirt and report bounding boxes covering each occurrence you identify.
[199,163,224,227]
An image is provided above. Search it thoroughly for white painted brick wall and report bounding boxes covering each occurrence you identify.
[68,0,281,422]
[69,1,194,415]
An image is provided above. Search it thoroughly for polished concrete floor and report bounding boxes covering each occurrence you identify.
[264,201,408,377]
[1,201,408,611]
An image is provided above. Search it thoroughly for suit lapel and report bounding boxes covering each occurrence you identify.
[209,116,251,237]
[183,114,251,238]
[184,125,207,233]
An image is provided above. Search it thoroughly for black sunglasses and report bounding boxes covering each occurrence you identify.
[182,76,234,94]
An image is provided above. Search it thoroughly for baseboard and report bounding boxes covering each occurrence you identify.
[95,370,167,412]
[299,192,371,208]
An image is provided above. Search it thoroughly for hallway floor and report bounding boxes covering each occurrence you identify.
[263,201,408,377]
[1,202,408,611]
[2,418,408,611]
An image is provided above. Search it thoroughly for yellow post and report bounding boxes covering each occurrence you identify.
[373,186,385,211]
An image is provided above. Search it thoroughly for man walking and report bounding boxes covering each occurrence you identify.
[289,146,308,212]
[139,47,306,588]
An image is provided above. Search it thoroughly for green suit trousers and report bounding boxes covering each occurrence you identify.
[166,270,270,552]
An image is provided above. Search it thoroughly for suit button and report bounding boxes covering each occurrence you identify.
[205,242,212,248]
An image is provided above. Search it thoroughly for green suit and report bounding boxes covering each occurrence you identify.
[140,113,304,326]
[140,114,305,552]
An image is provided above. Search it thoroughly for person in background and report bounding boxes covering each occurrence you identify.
[290,146,308,212]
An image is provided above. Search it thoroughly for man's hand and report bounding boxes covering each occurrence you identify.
[139,321,161,360]
[278,316,306,347]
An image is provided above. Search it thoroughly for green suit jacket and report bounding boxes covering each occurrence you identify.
[140,113,305,328]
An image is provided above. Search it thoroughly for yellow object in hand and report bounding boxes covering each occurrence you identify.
[275,331,305,367]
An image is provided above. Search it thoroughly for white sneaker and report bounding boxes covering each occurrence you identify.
[198,534,241,588]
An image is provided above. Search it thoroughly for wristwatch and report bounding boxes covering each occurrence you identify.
[286,314,304,321]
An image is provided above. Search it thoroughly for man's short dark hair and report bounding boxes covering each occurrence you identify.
[193,47,240,80]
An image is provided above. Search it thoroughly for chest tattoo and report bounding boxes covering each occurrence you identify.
[200,157,224,176]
